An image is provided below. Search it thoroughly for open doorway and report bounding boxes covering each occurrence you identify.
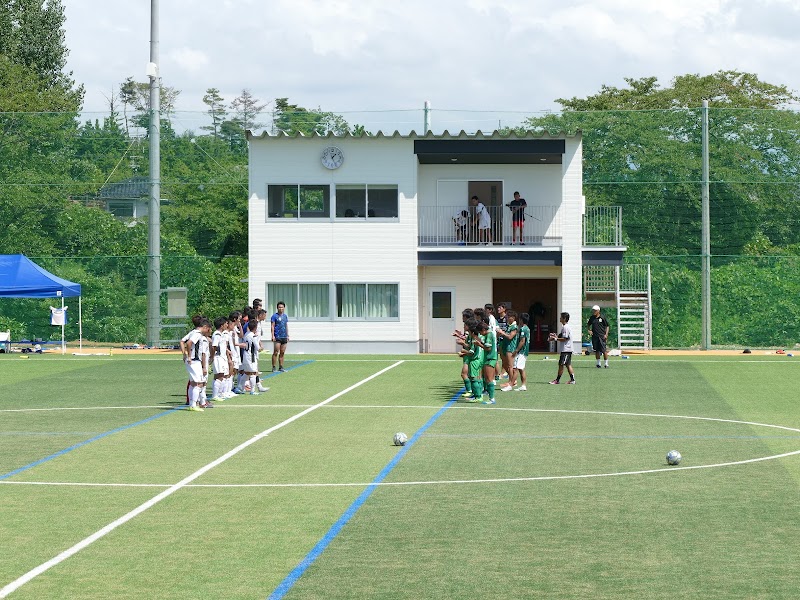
[469,181,502,243]
[493,278,557,351]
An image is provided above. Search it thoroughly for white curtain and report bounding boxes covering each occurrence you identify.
[338,284,365,318]
[299,284,329,318]
[268,284,297,315]
[368,284,398,318]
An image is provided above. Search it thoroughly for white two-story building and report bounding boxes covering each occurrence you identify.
[247,130,632,354]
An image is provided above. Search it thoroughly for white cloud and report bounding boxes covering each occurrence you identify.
[63,0,800,120]
[168,47,209,73]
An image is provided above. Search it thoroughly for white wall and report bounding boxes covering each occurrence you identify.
[248,135,420,352]
[560,136,584,334]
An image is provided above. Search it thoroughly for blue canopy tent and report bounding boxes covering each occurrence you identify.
[0,254,83,352]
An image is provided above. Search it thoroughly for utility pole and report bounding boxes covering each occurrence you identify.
[701,100,711,350]
[146,0,161,346]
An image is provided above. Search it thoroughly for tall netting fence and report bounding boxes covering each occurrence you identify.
[1,108,798,348]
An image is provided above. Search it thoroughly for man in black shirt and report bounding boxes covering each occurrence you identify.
[587,305,610,368]
[508,191,527,245]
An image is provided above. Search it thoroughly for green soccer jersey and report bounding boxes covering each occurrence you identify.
[468,339,485,378]
[483,330,498,362]
[518,325,530,356]
[504,323,518,353]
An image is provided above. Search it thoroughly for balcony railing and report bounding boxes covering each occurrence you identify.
[418,205,562,247]
[583,206,622,246]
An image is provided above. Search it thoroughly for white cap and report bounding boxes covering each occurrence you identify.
[591,305,600,311]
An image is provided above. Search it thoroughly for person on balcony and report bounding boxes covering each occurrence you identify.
[470,195,492,245]
[453,209,469,245]
[508,191,527,245]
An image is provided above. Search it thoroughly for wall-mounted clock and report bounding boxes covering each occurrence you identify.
[321,146,344,170]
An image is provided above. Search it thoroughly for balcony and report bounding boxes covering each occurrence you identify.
[417,205,622,248]
[418,205,562,247]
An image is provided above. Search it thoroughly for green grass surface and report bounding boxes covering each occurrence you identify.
[1,353,799,599]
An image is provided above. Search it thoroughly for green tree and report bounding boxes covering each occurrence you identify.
[273,97,350,136]
[231,88,268,132]
[521,71,800,255]
[0,0,80,94]
[201,87,227,138]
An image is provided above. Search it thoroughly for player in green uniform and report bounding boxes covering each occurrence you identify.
[476,319,498,404]
[458,320,484,402]
[455,310,476,398]
[512,312,531,392]
[499,310,519,392]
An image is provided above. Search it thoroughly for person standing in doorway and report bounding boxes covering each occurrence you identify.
[271,301,289,372]
[588,304,610,368]
[470,195,492,246]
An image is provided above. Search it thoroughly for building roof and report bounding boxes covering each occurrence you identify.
[99,176,149,200]
[246,129,580,140]
[246,129,579,164]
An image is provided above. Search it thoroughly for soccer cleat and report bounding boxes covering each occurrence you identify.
[210,397,224,402]
[513,386,527,392]
[257,385,270,392]
[462,391,474,398]
[232,387,244,395]
[566,380,576,384]
[278,367,286,372]
[481,398,496,405]
[549,379,560,385]
[500,385,513,392]
[464,396,481,403]
[500,373,509,379]
[596,364,602,368]
[249,391,260,396]
[604,364,609,368]
[187,406,204,412]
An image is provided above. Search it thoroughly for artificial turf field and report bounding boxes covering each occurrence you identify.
[1,353,799,599]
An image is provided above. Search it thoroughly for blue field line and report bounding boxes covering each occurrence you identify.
[0,408,181,481]
[260,360,314,379]
[267,389,463,600]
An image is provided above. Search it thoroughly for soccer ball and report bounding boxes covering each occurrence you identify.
[393,432,408,446]
[666,450,682,465]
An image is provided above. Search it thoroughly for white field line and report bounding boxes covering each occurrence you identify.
[4,449,800,490]
[0,360,405,599]
[3,409,799,492]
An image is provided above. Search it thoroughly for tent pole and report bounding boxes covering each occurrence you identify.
[79,296,83,352]
[61,296,66,355]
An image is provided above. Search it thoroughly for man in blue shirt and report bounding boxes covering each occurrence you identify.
[271,301,289,372]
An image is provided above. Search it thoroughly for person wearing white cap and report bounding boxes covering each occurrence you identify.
[587,305,610,368]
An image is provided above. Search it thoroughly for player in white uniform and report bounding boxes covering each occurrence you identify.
[241,320,261,395]
[210,316,230,402]
[180,318,212,411]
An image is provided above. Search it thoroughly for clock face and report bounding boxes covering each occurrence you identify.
[321,146,344,170]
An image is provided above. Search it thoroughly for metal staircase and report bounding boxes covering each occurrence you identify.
[584,264,652,351]
[617,290,651,350]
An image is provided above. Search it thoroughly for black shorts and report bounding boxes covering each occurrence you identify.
[592,335,607,353]
[559,352,572,366]
[274,337,288,346]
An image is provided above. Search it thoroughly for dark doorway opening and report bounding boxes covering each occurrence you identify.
[493,278,557,351]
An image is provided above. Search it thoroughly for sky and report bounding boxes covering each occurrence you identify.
[63,0,800,132]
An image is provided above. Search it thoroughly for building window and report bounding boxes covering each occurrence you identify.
[336,283,399,319]
[267,283,331,319]
[268,185,330,219]
[267,283,398,320]
[335,184,398,219]
[367,185,398,218]
[108,201,135,218]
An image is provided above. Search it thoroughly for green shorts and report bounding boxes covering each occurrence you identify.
[468,360,483,379]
